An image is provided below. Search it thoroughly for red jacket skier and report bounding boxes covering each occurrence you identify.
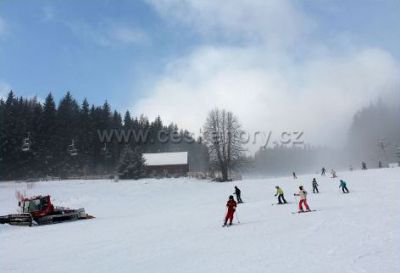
[223,195,237,226]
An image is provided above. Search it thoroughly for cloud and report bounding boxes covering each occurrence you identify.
[111,26,149,45]
[67,20,149,47]
[134,45,399,148]
[147,0,314,47]
[134,0,400,151]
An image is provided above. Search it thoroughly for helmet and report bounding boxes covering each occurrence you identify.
[299,186,303,190]
[229,195,234,200]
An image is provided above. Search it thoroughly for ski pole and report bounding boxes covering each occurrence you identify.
[223,208,227,222]
[235,211,240,224]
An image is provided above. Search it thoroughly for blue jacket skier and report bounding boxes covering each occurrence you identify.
[339,180,349,193]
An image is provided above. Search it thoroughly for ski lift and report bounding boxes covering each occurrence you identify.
[68,139,78,156]
[21,133,31,152]
[101,143,112,159]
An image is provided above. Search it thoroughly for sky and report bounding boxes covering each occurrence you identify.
[0,0,399,148]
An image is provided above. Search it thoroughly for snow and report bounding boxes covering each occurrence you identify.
[143,151,188,166]
[1,167,399,273]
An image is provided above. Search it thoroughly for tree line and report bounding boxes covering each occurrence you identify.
[0,91,208,180]
[252,99,400,175]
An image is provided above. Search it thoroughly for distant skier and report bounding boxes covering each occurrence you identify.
[274,186,287,204]
[331,169,337,178]
[292,171,297,179]
[294,186,311,212]
[321,167,326,176]
[223,195,237,226]
[349,165,353,171]
[339,180,350,193]
[362,161,367,170]
[312,178,319,193]
[378,161,383,168]
[234,186,243,203]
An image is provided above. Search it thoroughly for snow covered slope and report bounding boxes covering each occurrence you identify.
[1,168,399,273]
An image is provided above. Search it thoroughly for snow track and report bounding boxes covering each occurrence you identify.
[1,168,399,273]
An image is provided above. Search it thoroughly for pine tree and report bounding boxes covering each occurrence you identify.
[55,92,80,177]
[117,146,146,179]
[2,91,20,179]
[37,93,58,176]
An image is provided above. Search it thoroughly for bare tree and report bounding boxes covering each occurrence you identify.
[203,108,244,181]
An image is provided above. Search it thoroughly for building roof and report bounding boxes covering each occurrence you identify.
[143,152,188,166]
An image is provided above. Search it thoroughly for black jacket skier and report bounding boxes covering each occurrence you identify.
[234,186,243,203]
[312,178,319,193]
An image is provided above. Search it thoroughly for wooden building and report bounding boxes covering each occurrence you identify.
[143,152,189,177]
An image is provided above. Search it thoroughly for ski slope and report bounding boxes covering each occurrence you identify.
[1,168,399,273]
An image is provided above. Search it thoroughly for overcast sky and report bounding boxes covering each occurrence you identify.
[1,0,399,148]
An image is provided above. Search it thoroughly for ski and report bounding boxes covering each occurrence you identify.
[222,223,236,227]
[271,202,291,206]
[291,209,317,214]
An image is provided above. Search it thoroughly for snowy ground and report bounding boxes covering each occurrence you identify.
[1,168,399,273]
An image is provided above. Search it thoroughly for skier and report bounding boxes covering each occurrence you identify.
[339,180,350,193]
[234,186,243,203]
[274,186,287,204]
[312,178,319,193]
[292,171,297,179]
[294,186,311,212]
[223,195,237,226]
[331,169,337,178]
[321,167,326,176]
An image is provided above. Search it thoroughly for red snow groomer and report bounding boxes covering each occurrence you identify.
[0,195,94,226]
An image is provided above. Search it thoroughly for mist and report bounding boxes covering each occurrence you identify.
[134,0,400,153]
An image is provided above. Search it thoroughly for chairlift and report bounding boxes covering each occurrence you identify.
[101,143,112,159]
[68,139,78,156]
[21,133,31,152]
[102,142,107,152]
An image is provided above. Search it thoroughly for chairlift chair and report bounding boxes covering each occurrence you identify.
[68,140,78,156]
[101,143,112,159]
[21,134,31,152]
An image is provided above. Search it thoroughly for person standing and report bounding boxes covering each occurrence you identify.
[292,171,297,179]
[312,178,319,193]
[362,161,367,170]
[339,180,350,193]
[294,186,311,212]
[321,167,326,176]
[331,169,337,178]
[234,186,243,203]
[223,195,237,226]
[274,186,287,204]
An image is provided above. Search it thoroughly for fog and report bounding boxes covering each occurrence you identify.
[134,0,400,155]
